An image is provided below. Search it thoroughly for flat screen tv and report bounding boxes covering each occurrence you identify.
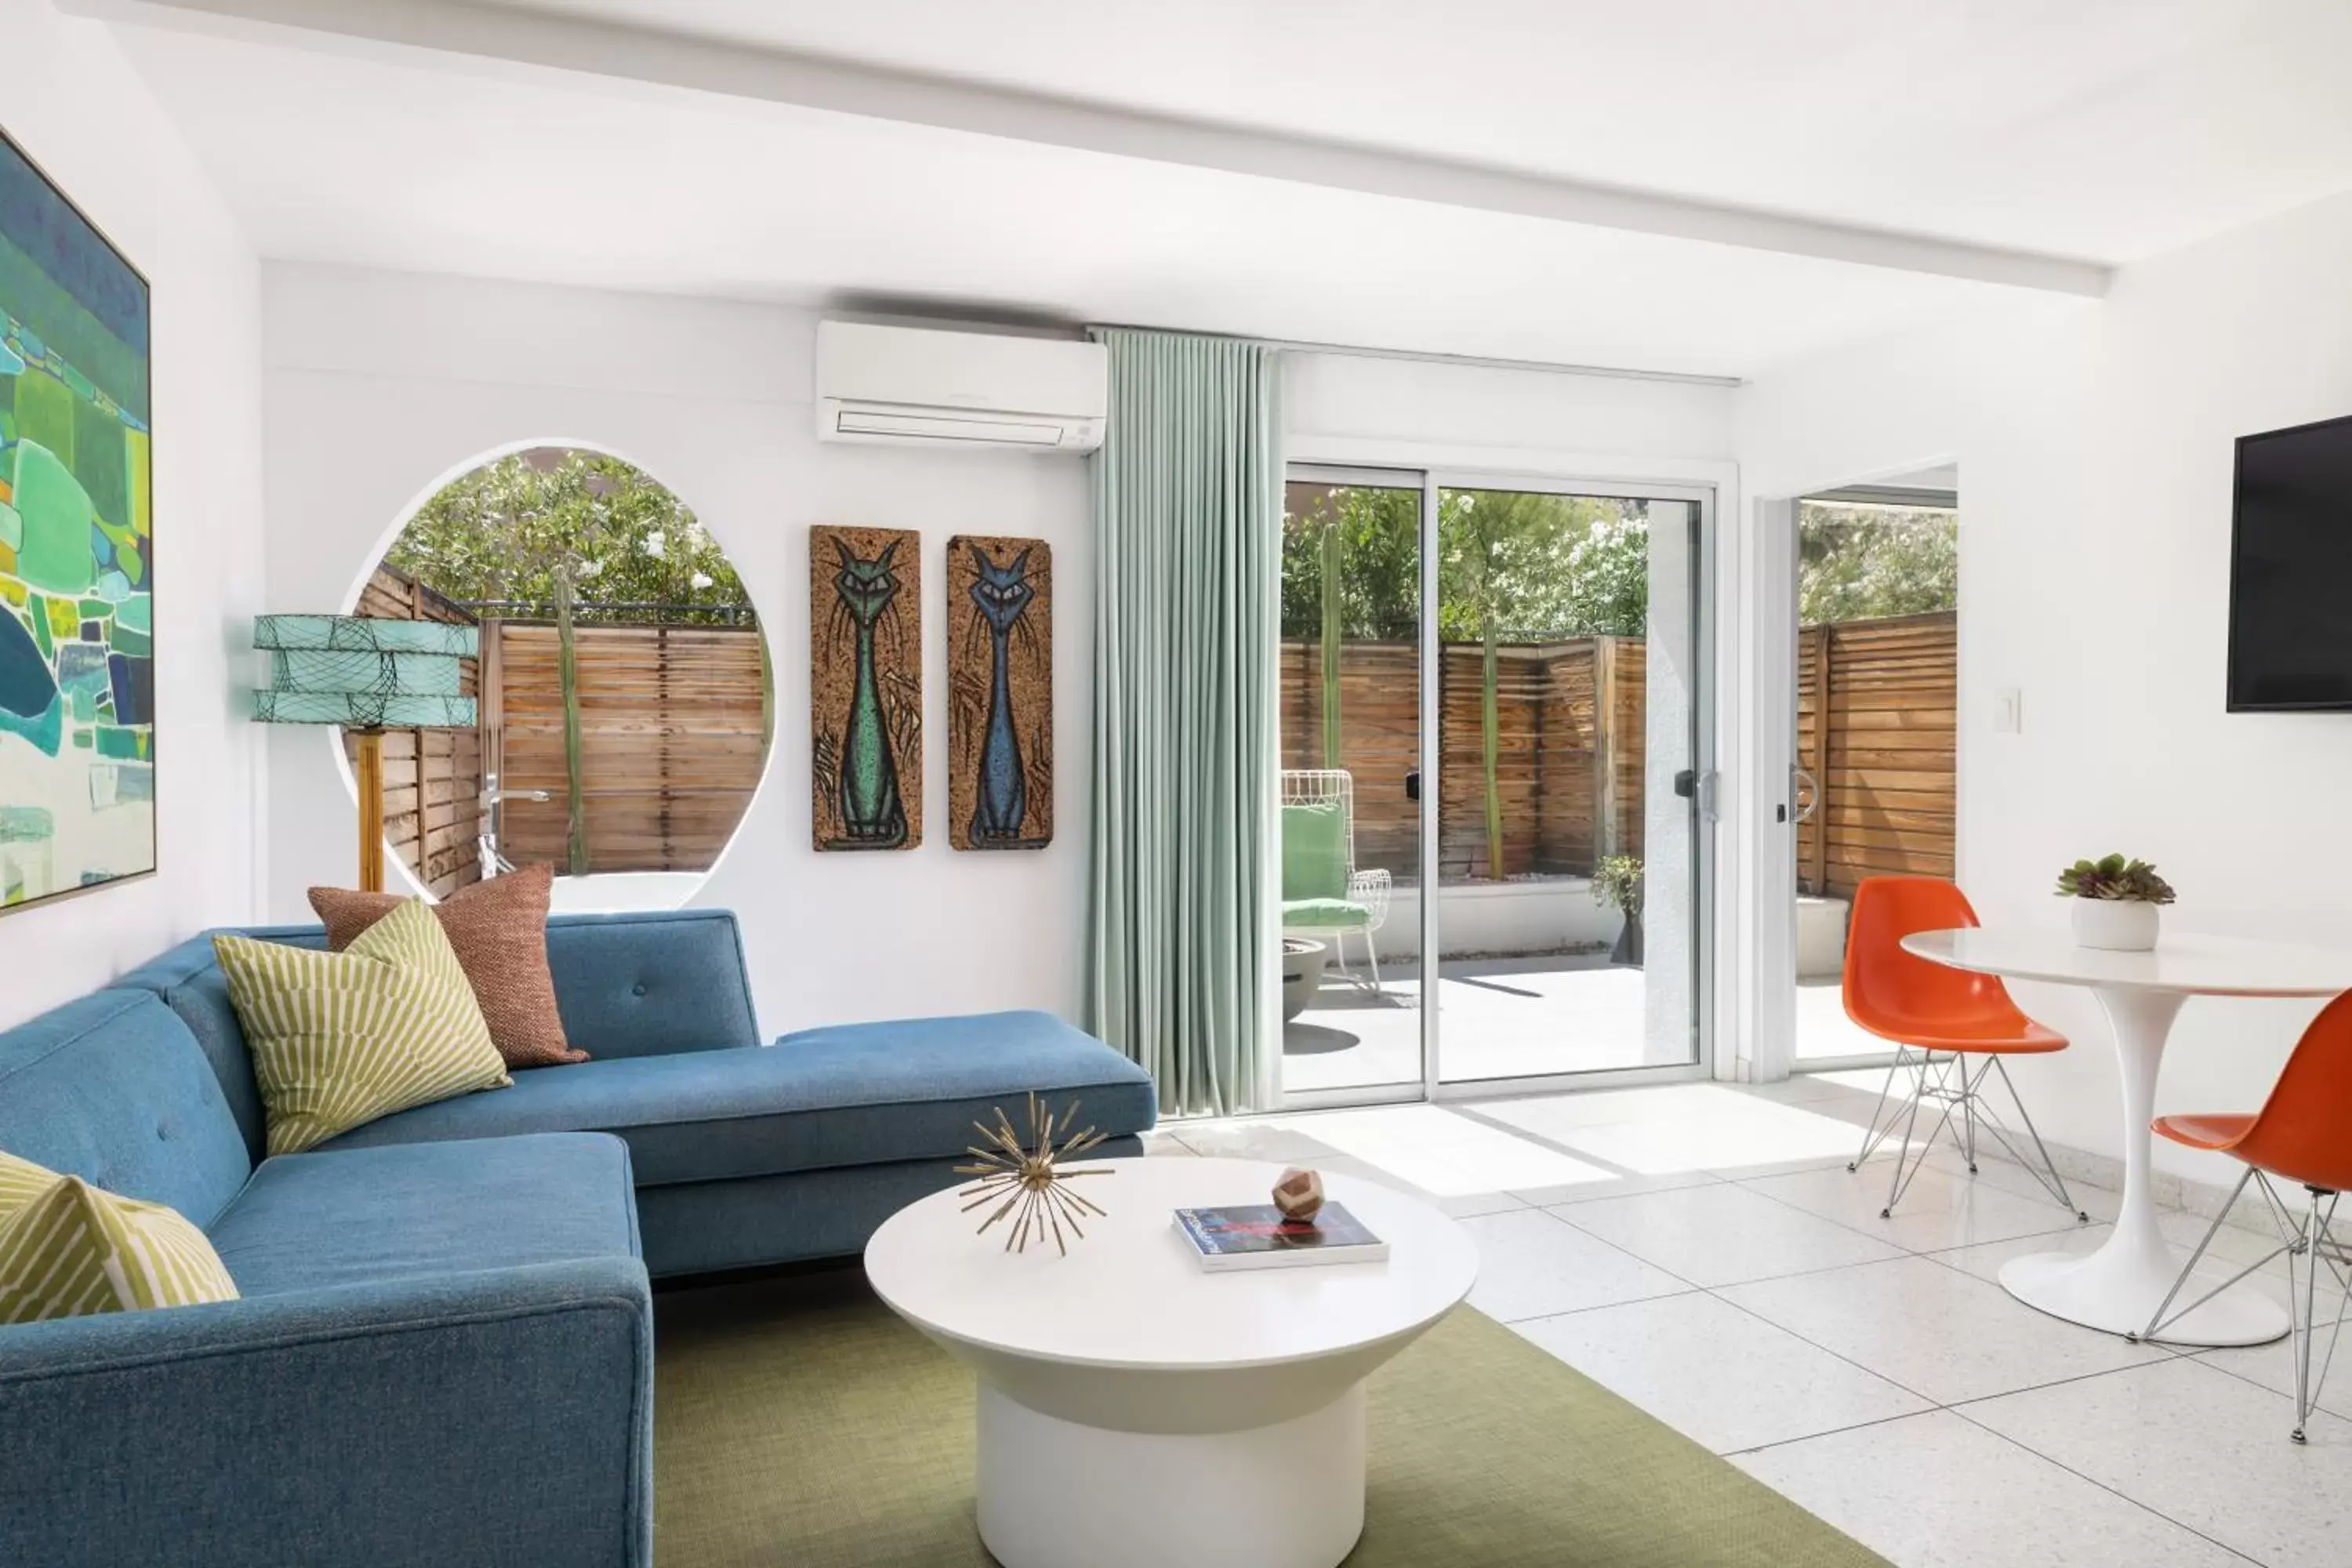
[2227,412,2352,711]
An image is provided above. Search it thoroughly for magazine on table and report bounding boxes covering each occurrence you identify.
[1171,1203,1388,1271]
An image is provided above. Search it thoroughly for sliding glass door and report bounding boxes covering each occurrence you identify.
[1788,483,1961,1067]
[1276,472,1425,1095]
[1276,467,1711,1104]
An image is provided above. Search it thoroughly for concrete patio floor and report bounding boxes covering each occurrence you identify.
[1282,958,1887,1093]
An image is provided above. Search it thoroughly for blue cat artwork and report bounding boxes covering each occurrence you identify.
[811,524,922,851]
[948,535,1052,851]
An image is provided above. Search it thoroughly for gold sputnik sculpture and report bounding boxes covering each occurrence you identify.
[957,1093,1115,1255]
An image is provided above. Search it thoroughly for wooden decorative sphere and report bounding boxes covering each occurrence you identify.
[1272,1167,1325,1221]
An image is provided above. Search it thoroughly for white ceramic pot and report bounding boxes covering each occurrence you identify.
[1279,938,1329,1022]
[2071,898,2159,952]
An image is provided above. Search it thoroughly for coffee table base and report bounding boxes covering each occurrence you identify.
[975,1381,1367,1568]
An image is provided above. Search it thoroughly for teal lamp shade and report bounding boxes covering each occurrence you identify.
[251,615,477,728]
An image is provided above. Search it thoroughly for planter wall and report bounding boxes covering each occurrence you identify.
[1362,877,1622,961]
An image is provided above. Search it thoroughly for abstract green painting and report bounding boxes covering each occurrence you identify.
[0,126,154,913]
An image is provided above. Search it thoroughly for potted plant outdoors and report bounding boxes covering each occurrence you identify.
[2054,854,2176,951]
[1594,854,1644,966]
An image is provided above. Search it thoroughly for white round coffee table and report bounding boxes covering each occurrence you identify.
[1904,928,2352,1346]
[865,1156,1477,1568]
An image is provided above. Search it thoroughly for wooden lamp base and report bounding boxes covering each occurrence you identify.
[353,727,386,894]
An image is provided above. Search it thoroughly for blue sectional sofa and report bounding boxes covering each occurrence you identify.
[0,908,1156,1567]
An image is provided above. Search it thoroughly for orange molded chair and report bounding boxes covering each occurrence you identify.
[1842,877,2088,1223]
[2145,990,2352,1442]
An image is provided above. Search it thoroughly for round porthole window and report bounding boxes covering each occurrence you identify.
[351,445,771,911]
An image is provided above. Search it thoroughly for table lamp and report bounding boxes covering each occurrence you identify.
[252,615,477,892]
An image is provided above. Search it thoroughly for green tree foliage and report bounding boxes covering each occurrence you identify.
[387,449,752,622]
[1280,484,1419,641]
[1558,515,1649,638]
[1798,503,1957,624]
[1282,492,1959,638]
[1279,486,1649,642]
[1436,489,1648,641]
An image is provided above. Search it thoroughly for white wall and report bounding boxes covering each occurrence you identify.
[1738,187,2352,1186]
[0,0,265,1029]
[1288,350,1735,467]
[258,280,1742,1044]
[258,265,1094,1038]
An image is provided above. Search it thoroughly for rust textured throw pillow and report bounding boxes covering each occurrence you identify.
[307,863,586,1068]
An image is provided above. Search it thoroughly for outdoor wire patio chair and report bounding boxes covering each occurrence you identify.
[1279,769,1393,996]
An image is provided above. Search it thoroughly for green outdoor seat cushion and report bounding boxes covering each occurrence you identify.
[1281,800,1351,902]
[1283,897,1373,931]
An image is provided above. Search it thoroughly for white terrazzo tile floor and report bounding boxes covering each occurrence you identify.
[1148,1073,2347,1567]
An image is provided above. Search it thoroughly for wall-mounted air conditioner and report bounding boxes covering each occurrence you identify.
[815,321,1107,453]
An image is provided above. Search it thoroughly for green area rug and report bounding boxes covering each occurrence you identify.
[654,1274,1886,1567]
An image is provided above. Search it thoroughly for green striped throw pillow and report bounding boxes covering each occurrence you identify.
[0,1149,240,1321]
[214,895,512,1156]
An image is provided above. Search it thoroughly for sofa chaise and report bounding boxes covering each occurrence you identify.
[0,907,1156,1567]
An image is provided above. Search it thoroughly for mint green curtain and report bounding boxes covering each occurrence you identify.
[1087,328,1282,1117]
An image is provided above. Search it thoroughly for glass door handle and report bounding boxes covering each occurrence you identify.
[1791,766,1820,825]
[1673,768,1719,822]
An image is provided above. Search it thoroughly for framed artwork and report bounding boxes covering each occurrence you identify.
[0,126,154,914]
[948,535,1051,851]
[810,524,920,850]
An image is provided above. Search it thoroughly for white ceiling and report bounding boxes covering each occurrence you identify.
[92,0,2352,376]
[481,0,2352,264]
[107,20,2024,377]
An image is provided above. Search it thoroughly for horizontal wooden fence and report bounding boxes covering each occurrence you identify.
[1283,608,1954,896]
[1279,636,1645,882]
[347,567,768,885]
[487,621,768,874]
[346,583,1949,895]
[1796,611,1957,898]
[348,566,485,898]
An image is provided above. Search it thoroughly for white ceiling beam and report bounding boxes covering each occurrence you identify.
[72,0,2112,297]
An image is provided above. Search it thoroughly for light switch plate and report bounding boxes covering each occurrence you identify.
[1993,688,2022,732]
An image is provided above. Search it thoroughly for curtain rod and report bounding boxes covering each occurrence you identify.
[1086,321,1744,389]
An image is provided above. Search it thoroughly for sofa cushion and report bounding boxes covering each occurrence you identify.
[112,933,298,1164]
[213,900,514,1156]
[311,863,586,1068]
[208,1132,638,1297]
[318,1010,1156,1187]
[0,1149,239,1318]
[534,909,757,1059]
[1283,895,1373,930]
[1282,800,1351,902]
[0,991,251,1231]
[114,911,760,1132]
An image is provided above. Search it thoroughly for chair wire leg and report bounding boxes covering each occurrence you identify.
[1962,1058,1980,1172]
[1991,1057,2090,1222]
[1882,1054,1930,1218]
[2293,1189,2343,1444]
[1883,1054,1965,1219]
[2309,1192,2349,1439]
[2295,1193,2318,1443]
[1331,929,1385,1000]
[2138,1167,2257,1345]
[1849,1048,1909,1173]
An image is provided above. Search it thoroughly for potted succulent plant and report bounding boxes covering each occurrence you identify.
[2054,854,2176,951]
[1593,854,1644,966]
